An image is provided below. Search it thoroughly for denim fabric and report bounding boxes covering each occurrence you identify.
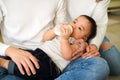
[0,75,23,80]
[0,68,23,80]
[0,56,22,80]
[102,36,110,42]
[100,37,120,75]
[55,57,109,80]
[0,57,109,80]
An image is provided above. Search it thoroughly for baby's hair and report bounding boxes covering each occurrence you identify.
[80,15,97,42]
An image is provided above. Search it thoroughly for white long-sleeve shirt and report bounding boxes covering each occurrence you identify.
[67,0,110,48]
[0,0,67,56]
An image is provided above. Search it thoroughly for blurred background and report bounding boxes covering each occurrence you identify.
[107,0,120,80]
[107,0,120,50]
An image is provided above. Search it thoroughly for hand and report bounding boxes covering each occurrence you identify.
[70,39,87,60]
[60,24,71,40]
[5,46,40,76]
[82,44,100,58]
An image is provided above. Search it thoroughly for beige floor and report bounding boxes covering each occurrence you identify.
[107,12,120,80]
[107,12,120,50]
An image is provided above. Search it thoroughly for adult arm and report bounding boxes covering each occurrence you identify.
[89,0,110,48]
[0,2,39,76]
[82,0,110,58]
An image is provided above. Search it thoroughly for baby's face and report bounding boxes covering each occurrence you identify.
[70,16,91,40]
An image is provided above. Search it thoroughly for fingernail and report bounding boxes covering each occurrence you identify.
[22,72,25,75]
[32,71,36,75]
[37,66,40,69]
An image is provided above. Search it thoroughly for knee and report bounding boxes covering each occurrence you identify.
[87,57,110,74]
[100,42,112,51]
[86,57,110,79]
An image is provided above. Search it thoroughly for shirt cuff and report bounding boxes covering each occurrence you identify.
[0,43,10,56]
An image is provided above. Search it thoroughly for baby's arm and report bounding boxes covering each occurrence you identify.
[43,24,68,42]
[42,28,56,42]
[61,38,87,60]
[60,24,87,60]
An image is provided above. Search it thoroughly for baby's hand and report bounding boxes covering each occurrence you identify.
[60,24,73,40]
[72,39,88,55]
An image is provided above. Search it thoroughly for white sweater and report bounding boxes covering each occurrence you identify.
[67,0,110,48]
[0,0,66,56]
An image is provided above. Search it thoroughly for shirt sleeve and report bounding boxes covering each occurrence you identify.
[54,0,67,25]
[0,2,3,24]
[89,0,110,48]
[0,0,9,56]
[0,43,10,56]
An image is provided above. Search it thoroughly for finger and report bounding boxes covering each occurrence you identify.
[25,57,37,75]
[61,27,65,33]
[86,46,90,52]
[25,51,40,69]
[72,49,82,56]
[21,59,31,76]
[94,52,101,57]
[70,53,82,61]
[29,54,40,69]
[73,39,81,44]
[82,50,96,58]
[16,62,25,75]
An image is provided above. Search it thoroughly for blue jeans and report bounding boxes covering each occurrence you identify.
[5,57,109,80]
[0,68,23,80]
[0,57,109,80]
[55,57,109,80]
[100,37,120,75]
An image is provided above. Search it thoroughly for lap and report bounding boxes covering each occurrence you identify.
[0,68,23,80]
[55,57,109,80]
